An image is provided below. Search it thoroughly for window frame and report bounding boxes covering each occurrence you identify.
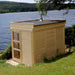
[12,31,21,60]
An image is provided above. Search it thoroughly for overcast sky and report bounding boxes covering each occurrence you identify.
[0,0,74,3]
[0,0,35,3]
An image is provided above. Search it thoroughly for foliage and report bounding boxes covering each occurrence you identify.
[0,51,4,54]
[0,1,37,13]
[65,25,75,47]
[35,0,75,20]
[71,46,75,52]
[35,0,75,11]
[51,0,75,10]
[0,45,12,59]
[34,0,48,16]
[0,1,75,13]
[44,52,72,63]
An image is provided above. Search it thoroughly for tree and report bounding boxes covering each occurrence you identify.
[34,0,49,21]
[34,0,75,21]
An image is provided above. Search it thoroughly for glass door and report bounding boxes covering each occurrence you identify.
[12,32,21,60]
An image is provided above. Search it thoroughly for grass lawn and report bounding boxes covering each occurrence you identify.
[0,52,75,75]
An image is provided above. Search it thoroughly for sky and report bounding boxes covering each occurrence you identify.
[0,0,35,3]
[0,0,74,3]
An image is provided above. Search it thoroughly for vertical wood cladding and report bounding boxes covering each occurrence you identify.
[33,23,65,63]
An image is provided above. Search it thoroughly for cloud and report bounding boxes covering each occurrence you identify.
[1,0,35,3]
[5,0,25,2]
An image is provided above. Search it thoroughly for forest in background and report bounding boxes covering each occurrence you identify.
[0,1,37,13]
[0,1,75,13]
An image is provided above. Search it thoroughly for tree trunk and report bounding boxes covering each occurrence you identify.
[40,14,43,21]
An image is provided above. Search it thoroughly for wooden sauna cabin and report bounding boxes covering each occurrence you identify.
[10,19,66,66]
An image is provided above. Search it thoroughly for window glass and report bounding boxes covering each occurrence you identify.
[13,32,19,41]
[14,50,20,59]
[13,42,20,49]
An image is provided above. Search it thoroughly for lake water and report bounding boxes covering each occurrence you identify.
[0,9,75,51]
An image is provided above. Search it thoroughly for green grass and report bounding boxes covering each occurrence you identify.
[0,52,75,75]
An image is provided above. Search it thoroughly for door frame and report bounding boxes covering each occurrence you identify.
[11,30,22,63]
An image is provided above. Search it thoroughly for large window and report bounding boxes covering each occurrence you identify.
[12,31,21,59]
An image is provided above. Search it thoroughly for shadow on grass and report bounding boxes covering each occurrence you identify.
[44,52,73,63]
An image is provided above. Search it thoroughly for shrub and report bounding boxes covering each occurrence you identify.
[65,24,75,46]
[43,56,48,63]
[43,52,72,63]
[0,51,4,54]
[0,45,12,60]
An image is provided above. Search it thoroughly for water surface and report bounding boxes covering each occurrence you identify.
[0,9,75,51]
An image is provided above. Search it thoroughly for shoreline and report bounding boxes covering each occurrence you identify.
[0,9,75,14]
